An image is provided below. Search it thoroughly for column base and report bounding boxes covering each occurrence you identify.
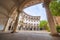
[50,33,60,37]
[2,30,6,32]
[11,31,18,33]
[2,30,4,32]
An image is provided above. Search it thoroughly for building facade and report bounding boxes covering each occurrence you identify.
[18,11,40,31]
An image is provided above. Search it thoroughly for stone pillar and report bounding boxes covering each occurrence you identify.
[3,18,13,32]
[11,10,20,33]
[3,18,8,32]
[43,0,58,35]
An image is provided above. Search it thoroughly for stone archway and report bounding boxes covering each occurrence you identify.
[16,0,58,35]
[1,0,58,35]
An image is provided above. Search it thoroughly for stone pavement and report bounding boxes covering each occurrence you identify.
[0,31,60,40]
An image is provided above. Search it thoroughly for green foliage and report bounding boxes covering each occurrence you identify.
[49,0,60,16]
[56,25,60,33]
[38,20,50,32]
[53,0,57,1]
[38,20,48,28]
[45,25,50,32]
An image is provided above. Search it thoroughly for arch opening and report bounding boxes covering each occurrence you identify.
[17,3,50,32]
[1,0,58,35]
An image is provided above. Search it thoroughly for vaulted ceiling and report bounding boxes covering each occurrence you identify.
[0,0,42,17]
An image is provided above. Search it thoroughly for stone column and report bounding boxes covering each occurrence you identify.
[43,0,58,35]
[3,18,9,32]
[3,18,13,32]
[11,10,20,33]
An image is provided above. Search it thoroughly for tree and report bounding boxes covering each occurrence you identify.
[38,20,50,31]
[49,0,60,16]
[38,20,47,28]
[49,0,60,25]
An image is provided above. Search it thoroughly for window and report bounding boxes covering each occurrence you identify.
[34,20,35,22]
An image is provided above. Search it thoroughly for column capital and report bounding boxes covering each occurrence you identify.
[43,0,51,7]
[17,8,22,14]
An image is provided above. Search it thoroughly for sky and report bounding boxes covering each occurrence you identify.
[23,3,47,21]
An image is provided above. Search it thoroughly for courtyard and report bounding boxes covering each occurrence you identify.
[0,31,60,40]
[0,0,60,40]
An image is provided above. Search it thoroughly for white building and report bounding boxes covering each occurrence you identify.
[18,11,40,30]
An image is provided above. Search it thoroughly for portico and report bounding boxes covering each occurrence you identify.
[0,0,59,35]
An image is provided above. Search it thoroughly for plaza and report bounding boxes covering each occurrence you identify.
[0,31,60,40]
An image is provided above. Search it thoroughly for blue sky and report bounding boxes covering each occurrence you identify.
[23,3,47,21]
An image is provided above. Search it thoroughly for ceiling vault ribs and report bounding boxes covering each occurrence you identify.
[0,12,9,18]
[0,3,10,13]
[16,0,26,10]
[24,0,41,8]
[8,5,17,16]
[19,0,33,10]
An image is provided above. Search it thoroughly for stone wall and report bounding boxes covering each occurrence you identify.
[53,16,60,26]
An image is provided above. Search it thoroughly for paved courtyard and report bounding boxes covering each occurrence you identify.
[0,31,60,40]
